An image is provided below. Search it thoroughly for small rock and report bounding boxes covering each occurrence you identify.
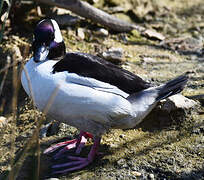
[0,116,7,128]
[102,47,124,63]
[54,7,71,15]
[161,37,203,55]
[132,171,142,177]
[149,173,155,179]
[110,143,119,148]
[161,94,197,112]
[77,28,85,40]
[143,29,165,41]
[45,178,59,180]
[142,57,157,63]
[95,28,109,36]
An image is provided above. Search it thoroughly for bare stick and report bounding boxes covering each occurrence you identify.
[0,56,11,96]
[0,60,22,74]
[35,0,145,32]
[8,48,19,180]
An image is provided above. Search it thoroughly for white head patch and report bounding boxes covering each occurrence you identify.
[51,19,63,43]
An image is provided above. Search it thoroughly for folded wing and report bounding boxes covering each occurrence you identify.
[52,52,151,94]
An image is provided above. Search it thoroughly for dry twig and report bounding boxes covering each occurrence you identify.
[0,56,11,96]
[35,0,145,32]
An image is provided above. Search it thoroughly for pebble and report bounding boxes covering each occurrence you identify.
[102,47,124,62]
[54,7,71,15]
[0,116,7,128]
[77,28,85,40]
[161,94,198,112]
[149,173,155,179]
[110,143,119,148]
[45,178,59,180]
[161,37,203,55]
[132,171,142,177]
[95,28,109,36]
[142,57,157,63]
[143,29,165,41]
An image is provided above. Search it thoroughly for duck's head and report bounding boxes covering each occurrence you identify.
[32,19,66,62]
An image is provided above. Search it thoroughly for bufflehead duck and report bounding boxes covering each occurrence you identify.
[21,19,188,174]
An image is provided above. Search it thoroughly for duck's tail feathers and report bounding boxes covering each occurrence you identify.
[156,74,188,101]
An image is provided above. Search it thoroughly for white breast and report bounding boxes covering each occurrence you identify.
[21,58,134,136]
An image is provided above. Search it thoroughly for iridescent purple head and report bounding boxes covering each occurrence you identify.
[32,19,66,62]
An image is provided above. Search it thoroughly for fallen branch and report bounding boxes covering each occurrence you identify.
[35,0,145,32]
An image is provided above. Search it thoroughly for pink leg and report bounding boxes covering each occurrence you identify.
[43,139,78,154]
[75,131,93,155]
[43,131,93,159]
[52,137,101,174]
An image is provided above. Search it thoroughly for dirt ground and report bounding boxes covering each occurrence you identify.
[0,0,204,179]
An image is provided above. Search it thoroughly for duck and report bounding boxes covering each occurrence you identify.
[21,19,188,174]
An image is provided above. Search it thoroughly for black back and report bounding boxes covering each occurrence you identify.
[53,52,151,94]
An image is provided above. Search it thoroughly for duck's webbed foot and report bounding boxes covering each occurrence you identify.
[52,137,100,174]
[44,131,93,159]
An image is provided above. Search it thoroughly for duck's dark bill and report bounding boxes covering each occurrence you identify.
[34,45,49,62]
